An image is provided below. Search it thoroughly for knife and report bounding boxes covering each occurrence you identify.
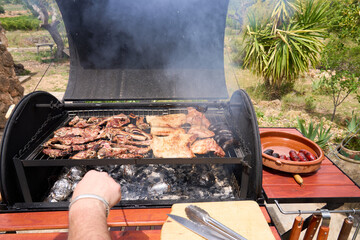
[167,214,229,240]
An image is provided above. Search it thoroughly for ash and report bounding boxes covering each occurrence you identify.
[45,164,236,202]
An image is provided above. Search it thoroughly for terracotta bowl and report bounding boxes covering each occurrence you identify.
[260,131,324,173]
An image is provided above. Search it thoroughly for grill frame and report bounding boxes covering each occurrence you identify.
[11,100,253,204]
[1,90,262,210]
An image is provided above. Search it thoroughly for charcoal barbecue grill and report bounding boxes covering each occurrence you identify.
[0,0,262,211]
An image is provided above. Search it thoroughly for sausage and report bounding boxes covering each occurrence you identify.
[298,152,307,161]
[280,155,288,160]
[272,153,280,158]
[263,149,274,155]
[289,150,300,161]
[299,149,317,161]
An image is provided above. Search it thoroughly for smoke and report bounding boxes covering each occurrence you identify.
[57,0,230,100]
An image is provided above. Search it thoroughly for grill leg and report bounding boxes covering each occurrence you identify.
[240,166,250,198]
[14,158,33,202]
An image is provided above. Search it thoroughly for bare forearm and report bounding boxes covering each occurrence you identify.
[68,199,110,240]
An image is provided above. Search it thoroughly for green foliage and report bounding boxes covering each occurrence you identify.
[346,111,360,133]
[311,78,322,92]
[0,15,40,31]
[345,136,360,151]
[304,96,315,112]
[321,38,360,76]
[297,118,318,141]
[243,0,330,99]
[0,5,4,14]
[326,0,360,44]
[316,120,333,148]
[318,73,360,121]
[297,118,333,148]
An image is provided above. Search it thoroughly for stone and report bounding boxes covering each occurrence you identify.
[1,51,14,67]
[0,75,9,92]
[0,37,24,129]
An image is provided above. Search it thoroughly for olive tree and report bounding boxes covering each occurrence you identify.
[23,0,64,59]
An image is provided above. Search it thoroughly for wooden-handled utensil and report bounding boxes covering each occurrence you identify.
[316,210,331,240]
[303,213,322,240]
[293,174,303,186]
[289,216,304,240]
[337,216,354,240]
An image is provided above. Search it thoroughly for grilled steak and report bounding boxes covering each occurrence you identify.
[186,107,211,128]
[151,130,197,158]
[188,125,215,138]
[191,138,225,157]
[146,114,186,128]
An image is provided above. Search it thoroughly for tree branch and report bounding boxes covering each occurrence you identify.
[31,1,49,26]
[337,90,353,106]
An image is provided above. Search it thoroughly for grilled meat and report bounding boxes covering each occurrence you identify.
[150,127,185,136]
[105,113,130,128]
[188,125,215,138]
[42,148,71,158]
[136,116,150,130]
[68,116,80,126]
[190,138,225,157]
[86,140,111,149]
[146,114,186,128]
[54,126,100,138]
[151,131,197,158]
[122,124,152,139]
[43,112,230,160]
[97,143,128,159]
[87,117,105,124]
[45,135,98,146]
[97,142,149,159]
[72,144,87,151]
[99,128,147,141]
[186,107,211,128]
[113,144,151,155]
[113,135,151,146]
[73,118,97,128]
[71,145,100,159]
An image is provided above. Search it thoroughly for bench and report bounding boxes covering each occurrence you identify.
[35,43,54,55]
[0,207,280,239]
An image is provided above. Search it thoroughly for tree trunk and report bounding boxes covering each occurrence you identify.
[31,1,64,59]
[331,106,337,122]
[43,21,63,59]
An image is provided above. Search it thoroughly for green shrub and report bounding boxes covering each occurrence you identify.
[0,5,5,14]
[0,15,40,31]
[305,96,316,112]
[297,118,333,149]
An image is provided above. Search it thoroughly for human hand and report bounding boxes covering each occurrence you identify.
[72,170,121,208]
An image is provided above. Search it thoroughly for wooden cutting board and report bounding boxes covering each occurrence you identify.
[161,201,275,240]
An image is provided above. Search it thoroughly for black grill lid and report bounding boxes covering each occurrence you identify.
[57,0,229,101]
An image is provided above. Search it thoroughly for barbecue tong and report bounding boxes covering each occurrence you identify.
[169,205,247,240]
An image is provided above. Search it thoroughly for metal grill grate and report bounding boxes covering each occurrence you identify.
[17,107,249,166]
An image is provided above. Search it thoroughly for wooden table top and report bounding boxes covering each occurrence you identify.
[260,128,360,203]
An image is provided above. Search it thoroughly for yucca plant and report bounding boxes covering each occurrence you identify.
[297,118,333,148]
[243,0,330,98]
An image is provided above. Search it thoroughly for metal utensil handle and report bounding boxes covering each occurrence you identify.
[208,217,248,240]
[185,205,247,240]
